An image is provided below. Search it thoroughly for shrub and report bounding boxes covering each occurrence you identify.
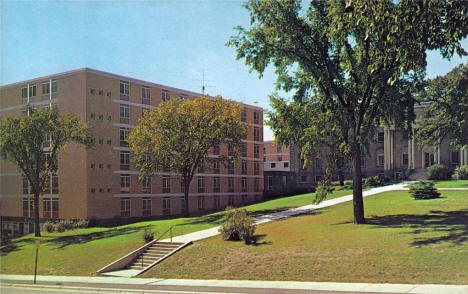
[427,164,449,180]
[219,208,256,244]
[453,166,468,180]
[74,219,89,229]
[54,222,66,233]
[43,221,55,233]
[408,181,441,200]
[314,181,334,203]
[143,228,154,243]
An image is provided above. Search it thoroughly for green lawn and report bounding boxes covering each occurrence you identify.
[433,179,468,188]
[142,190,468,284]
[0,187,352,276]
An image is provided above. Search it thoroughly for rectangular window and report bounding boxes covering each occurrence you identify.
[278,156,283,162]
[214,177,220,192]
[254,178,260,192]
[51,198,58,218]
[254,144,260,158]
[51,174,58,194]
[162,90,171,102]
[179,94,187,100]
[228,177,234,192]
[378,155,385,167]
[378,132,384,143]
[276,145,282,152]
[241,177,247,192]
[162,176,170,193]
[23,198,33,217]
[253,127,260,141]
[119,105,129,123]
[120,198,130,217]
[228,195,235,206]
[142,198,151,216]
[198,196,205,210]
[267,176,273,191]
[141,86,151,102]
[180,197,186,214]
[42,82,50,95]
[29,85,37,97]
[228,162,235,174]
[119,128,130,147]
[228,144,235,156]
[284,162,289,168]
[120,151,130,170]
[120,81,129,96]
[451,151,460,164]
[241,143,247,157]
[120,174,130,192]
[163,197,171,214]
[241,160,247,174]
[254,162,260,175]
[242,194,248,204]
[142,176,151,193]
[214,196,220,209]
[213,144,220,155]
[198,176,205,193]
[22,176,30,194]
[402,154,409,166]
[21,87,28,99]
[241,108,247,122]
[213,160,220,173]
[253,111,259,124]
[270,163,276,168]
[43,198,51,218]
[51,81,57,93]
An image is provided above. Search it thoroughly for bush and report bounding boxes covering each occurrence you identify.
[54,222,66,232]
[364,176,385,187]
[143,228,154,243]
[219,208,256,244]
[408,181,441,200]
[453,166,468,180]
[314,181,334,203]
[60,220,75,230]
[427,164,449,180]
[74,219,89,229]
[43,221,55,233]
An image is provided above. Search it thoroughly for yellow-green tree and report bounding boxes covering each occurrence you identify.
[128,96,247,217]
[0,106,92,236]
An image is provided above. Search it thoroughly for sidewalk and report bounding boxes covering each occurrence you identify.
[1,274,467,294]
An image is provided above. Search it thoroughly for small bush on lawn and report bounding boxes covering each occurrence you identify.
[43,221,55,233]
[219,208,256,244]
[363,176,388,187]
[54,222,66,232]
[427,164,449,180]
[74,219,89,229]
[143,228,154,243]
[453,166,468,180]
[314,180,334,203]
[408,181,441,200]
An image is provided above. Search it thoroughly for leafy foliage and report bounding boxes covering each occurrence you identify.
[43,221,55,233]
[128,96,247,217]
[453,166,468,180]
[219,208,256,244]
[0,105,92,236]
[143,228,154,243]
[408,181,441,200]
[427,164,449,180]
[228,0,468,223]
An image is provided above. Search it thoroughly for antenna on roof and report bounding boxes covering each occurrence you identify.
[202,69,206,96]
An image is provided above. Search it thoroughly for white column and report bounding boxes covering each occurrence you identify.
[384,129,388,170]
[49,79,52,108]
[390,130,394,170]
[411,134,415,169]
[408,138,411,169]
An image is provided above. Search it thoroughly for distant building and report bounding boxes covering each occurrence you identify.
[0,68,264,235]
[263,141,296,198]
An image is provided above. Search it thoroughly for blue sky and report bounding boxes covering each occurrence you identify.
[2,1,467,140]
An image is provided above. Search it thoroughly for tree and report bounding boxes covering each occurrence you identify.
[228,0,468,223]
[128,96,247,217]
[0,106,92,236]
[415,63,468,151]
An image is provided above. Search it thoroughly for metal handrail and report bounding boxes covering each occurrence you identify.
[142,224,177,268]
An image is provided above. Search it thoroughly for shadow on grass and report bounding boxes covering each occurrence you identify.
[0,237,36,256]
[251,234,272,246]
[366,209,468,247]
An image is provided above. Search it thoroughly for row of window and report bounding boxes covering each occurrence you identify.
[269,162,289,168]
[21,81,58,99]
[23,175,58,195]
[240,108,261,124]
[22,198,58,218]
[119,81,188,102]
[119,175,261,193]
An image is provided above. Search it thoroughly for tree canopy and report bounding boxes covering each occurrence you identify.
[416,63,468,150]
[0,105,92,236]
[228,0,468,223]
[128,96,247,217]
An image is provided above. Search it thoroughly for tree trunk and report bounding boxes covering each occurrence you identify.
[34,191,41,237]
[352,141,366,224]
[339,172,344,186]
[183,182,190,217]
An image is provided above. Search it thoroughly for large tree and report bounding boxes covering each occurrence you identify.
[0,106,92,236]
[228,0,468,223]
[128,96,247,217]
[416,63,468,150]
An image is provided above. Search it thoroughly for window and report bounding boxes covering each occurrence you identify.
[214,196,220,209]
[270,163,276,168]
[241,108,247,122]
[198,162,204,173]
[241,143,247,157]
[228,144,235,156]
[278,156,282,162]
[22,176,30,194]
[213,160,220,173]
[99,138,103,144]
[120,174,130,192]
[254,178,260,192]
[242,194,248,204]
[162,176,170,193]
[142,176,151,193]
[21,87,28,99]
[120,198,130,217]
[228,162,235,174]
[253,111,259,124]
[228,195,235,206]
[107,91,112,97]
[198,196,205,210]
[214,177,220,192]
[163,197,171,214]
[241,160,247,174]
[52,198,59,219]
[266,176,273,191]
[107,139,112,145]
[51,174,58,194]
[23,198,33,217]
[276,145,282,152]
[254,144,260,158]
[99,90,103,96]
[120,81,129,96]
[180,197,186,214]
[284,162,289,168]
[141,86,151,103]
[314,158,321,169]
[142,198,151,216]
[198,176,205,192]
[241,177,247,192]
[378,132,384,143]
[253,127,260,141]
[451,151,460,164]
[228,177,234,192]
[301,175,307,182]
[179,94,187,100]
[29,85,37,97]
[119,105,129,122]
[162,90,170,102]
[90,88,95,95]
[119,128,130,147]
[254,162,260,175]
[213,145,220,155]
[120,151,130,170]
[402,131,409,140]
[42,82,50,95]
[402,154,409,166]
[377,155,385,167]
[43,198,51,218]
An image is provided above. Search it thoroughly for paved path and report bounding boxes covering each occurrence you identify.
[1,274,467,294]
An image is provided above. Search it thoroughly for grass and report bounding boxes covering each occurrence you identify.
[141,190,468,284]
[433,179,468,188]
[0,187,352,276]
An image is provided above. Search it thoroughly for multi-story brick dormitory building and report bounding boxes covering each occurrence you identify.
[265,104,468,195]
[0,68,264,234]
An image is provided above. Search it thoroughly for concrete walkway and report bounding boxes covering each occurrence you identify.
[1,274,467,293]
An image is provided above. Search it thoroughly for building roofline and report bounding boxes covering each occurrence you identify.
[0,67,263,111]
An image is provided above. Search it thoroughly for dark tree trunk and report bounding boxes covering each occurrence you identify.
[339,172,344,186]
[352,141,366,224]
[34,191,41,237]
[183,182,190,217]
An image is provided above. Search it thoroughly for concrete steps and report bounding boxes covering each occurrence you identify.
[124,242,185,271]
